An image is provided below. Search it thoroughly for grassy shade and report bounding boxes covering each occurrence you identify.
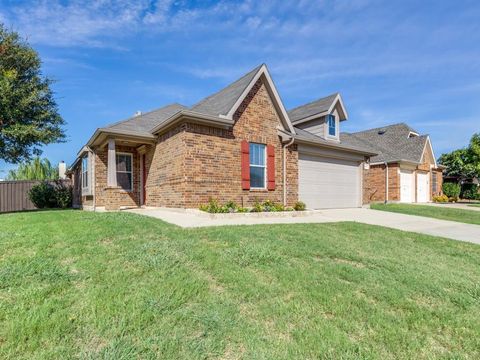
[371,203,480,225]
[1,211,480,359]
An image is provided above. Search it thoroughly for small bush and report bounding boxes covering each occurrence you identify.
[442,183,460,201]
[28,182,57,208]
[54,181,73,208]
[433,194,449,203]
[294,201,306,211]
[461,184,479,200]
[200,198,247,213]
[28,181,73,209]
[251,201,264,213]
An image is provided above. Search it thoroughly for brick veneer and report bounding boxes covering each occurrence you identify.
[94,145,141,210]
[363,145,443,204]
[143,77,299,208]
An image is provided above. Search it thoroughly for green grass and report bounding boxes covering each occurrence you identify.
[371,203,480,225]
[468,203,480,208]
[1,211,480,359]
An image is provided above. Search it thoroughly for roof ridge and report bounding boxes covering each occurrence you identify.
[351,122,413,135]
[288,92,339,113]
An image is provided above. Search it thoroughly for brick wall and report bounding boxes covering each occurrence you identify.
[363,146,443,203]
[144,127,186,208]
[363,163,400,203]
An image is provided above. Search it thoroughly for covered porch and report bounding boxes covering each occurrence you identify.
[89,129,156,211]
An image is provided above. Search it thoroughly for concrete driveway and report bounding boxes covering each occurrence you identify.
[126,207,480,245]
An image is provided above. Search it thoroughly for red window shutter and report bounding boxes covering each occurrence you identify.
[241,140,250,190]
[267,144,275,190]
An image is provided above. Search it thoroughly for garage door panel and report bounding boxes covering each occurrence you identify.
[298,153,360,209]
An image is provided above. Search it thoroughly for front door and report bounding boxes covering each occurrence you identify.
[416,172,429,203]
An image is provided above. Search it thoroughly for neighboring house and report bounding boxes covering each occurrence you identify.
[343,123,444,203]
[68,64,375,210]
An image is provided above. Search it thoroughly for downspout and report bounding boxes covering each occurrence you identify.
[91,147,96,211]
[283,137,295,206]
[384,161,389,203]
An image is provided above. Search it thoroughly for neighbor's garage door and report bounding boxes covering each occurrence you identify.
[298,153,361,209]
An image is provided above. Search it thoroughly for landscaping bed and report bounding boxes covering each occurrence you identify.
[199,199,306,214]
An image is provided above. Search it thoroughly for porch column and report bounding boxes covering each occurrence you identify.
[107,138,117,187]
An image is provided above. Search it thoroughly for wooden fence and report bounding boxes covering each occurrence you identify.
[0,180,70,213]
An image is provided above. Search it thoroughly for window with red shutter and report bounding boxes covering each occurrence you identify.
[267,145,275,190]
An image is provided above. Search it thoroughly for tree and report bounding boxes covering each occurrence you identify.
[6,157,59,180]
[438,132,480,182]
[0,24,65,163]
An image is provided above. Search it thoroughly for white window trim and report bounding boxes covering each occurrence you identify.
[250,143,267,190]
[116,152,133,192]
[325,114,339,140]
[81,154,92,196]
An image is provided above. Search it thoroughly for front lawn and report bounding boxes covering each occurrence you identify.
[371,203,480,225]
[468,203,480,208]
[1,211,480,359]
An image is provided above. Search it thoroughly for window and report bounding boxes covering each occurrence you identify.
[432,172,437,193]
[249,143,266,188]
[116,153,133,191]
[81,155,88,188]
[327,114,336,136]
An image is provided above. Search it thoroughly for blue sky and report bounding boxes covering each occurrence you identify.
[1,0,479,176]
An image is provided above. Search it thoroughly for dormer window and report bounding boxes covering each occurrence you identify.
[408,131,419,138]
[327,114,336,136]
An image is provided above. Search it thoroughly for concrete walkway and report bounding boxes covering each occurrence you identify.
[125,207,480,245]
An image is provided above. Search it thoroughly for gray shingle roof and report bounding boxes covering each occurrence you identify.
[288,93,338,123]
[190,64,263,117]
[105,103,187,133]
[294,127,376,155]
[345,123,428,163]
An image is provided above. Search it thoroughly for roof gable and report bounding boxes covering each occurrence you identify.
[288,93,348,125]
[190,65,261,118]
[192,64,295,134]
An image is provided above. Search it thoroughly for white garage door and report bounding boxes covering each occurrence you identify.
[400,170,415,203]
[298,153,361,209]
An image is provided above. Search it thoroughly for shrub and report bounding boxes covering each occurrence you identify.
[433,194,449,203]
[251,201,264,213]
[28,181,73,209]
[54,181,73,208]
[461,184,479,200]
[199,199,247,213]
[442,183,460,201]
[28,182,57,208]
[294,201,306,211]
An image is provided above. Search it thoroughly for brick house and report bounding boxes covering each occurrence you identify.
[68,64,441,210]
[343,123,444,203]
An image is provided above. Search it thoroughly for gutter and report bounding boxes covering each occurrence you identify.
[150,110,234,134]
[294,136,377,156]
[282,136,295,206]
[384,161,389,203]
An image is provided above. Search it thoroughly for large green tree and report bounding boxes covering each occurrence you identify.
[439,132,480,181]
[6,157,59,180]
[0,24,65,163]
